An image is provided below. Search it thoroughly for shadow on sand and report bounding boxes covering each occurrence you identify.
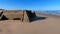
[30,16,48,22]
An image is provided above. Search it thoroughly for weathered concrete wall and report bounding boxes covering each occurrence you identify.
[3,10,23,20]
[0,10,36,22]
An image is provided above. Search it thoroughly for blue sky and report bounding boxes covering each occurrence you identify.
[0,0,60,11]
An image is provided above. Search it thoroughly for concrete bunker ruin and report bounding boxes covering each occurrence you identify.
[0,10,36,22]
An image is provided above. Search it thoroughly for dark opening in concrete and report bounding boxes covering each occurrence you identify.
[13,18,21,20]
[1,15,8,20]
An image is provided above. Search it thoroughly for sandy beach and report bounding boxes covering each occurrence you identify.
[0,14,60,34]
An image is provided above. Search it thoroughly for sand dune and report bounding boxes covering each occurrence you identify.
[0,14,60,34]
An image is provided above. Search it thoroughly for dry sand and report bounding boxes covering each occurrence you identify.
[0,14,60,34]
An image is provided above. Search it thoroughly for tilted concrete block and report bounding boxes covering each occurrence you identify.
[0,10,36,22]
